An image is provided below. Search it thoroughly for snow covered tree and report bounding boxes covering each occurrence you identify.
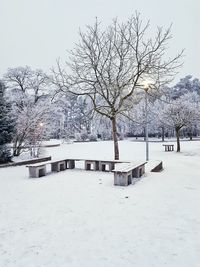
[49,93,94,140]
[12,100,50,157]
[4,66,52,156]
[53,13,183,159]
[168,75,200,99]
[0,81,13,163]
[159,93,200,152]
[4,66,50,104]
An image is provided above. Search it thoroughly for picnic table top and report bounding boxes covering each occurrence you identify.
[162,144,174,146]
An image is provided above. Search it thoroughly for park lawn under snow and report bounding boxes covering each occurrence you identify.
[0,140,200,267]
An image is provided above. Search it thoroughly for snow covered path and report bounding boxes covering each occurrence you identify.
[0,140,200,267]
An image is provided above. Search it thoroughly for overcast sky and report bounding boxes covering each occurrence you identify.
[1,0,199,82]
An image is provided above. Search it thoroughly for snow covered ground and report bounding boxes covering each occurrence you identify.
[0,140,200,267]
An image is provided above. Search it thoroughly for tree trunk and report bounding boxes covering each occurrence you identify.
[13,139,23,156]
[13,145,22,157]
[13,146,22,157]
[161,126,165,142]
[175,127,181,152]
[188,129,193,141]
[111,116,119,160]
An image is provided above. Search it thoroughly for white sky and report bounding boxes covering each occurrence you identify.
[1,0,199,82]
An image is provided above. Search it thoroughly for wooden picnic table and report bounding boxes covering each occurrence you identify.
[163,144,174,152]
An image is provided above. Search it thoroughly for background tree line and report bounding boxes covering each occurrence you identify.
[1,13,200,163]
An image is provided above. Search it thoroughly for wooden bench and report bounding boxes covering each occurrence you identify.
[113,162,146,186]
[26,162,48,178]
[163,144,174,151]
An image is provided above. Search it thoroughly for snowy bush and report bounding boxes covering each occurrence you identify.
[80,133,89,141]
[89,134,97,141]
[0,81,13,163]
[101,132,112,140]
[75,133,88,141]
[0,145,12,164]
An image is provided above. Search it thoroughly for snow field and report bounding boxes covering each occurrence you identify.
[0,140,200,267]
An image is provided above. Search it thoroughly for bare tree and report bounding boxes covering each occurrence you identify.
[28,69,50,103]
[4,66,49,104]
[4,66,50,156]
[52,13,183,159]
[4,66,32,93]
[12,100,50,157]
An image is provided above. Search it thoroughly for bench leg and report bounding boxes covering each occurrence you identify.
[109,162,115,172]
[114,172,131,186]
[51,163,58,172]
[68,160,75,169]
[100,164,106,171]
[29,166,46,178]
[51,162,66,172]
[85,163,91,170]
[59,162,66,171]
[94,161,99,171]
[38,167,46,177]
[132,168,139,178]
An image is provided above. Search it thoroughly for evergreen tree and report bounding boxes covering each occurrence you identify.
[0,81,13,163]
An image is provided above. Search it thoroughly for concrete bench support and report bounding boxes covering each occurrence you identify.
[28,165,46,178]
[85,160,99,171]
[66,160,75,169]
[114,171,132,186]
[132,164,145,178]
[51,161,66,172]
[113,162,146,186]
[99,161,115,172]
[151,161,163,172]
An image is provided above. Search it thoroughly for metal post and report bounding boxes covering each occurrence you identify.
[145,89,149,161]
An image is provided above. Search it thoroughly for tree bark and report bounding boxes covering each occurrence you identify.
[175,127,181,152]
[13,139,23,156]
[13,146,22,157]
[188,129,193,141]
[111,116,119,160]
[161,126,165,142]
